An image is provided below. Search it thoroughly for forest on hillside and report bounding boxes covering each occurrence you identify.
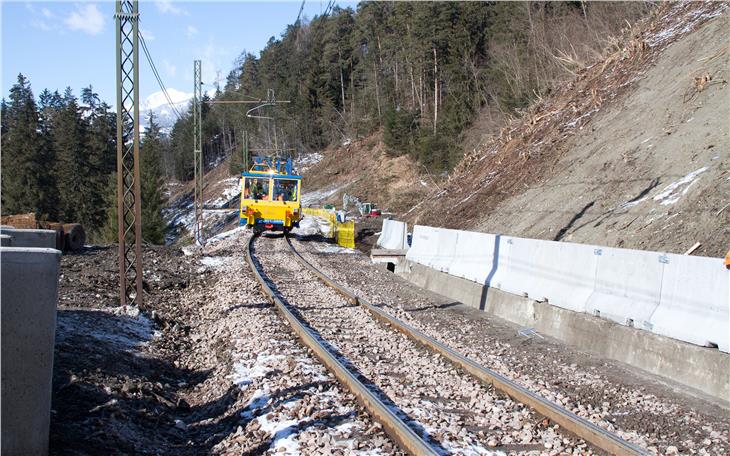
[1,75,167,243]
[1,2,652,239]
[166,1,650,178]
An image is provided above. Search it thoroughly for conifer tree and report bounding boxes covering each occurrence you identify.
[81,86,116,235]
[53,88,89,223]
[1,74,57,218]
[140,113,168,244]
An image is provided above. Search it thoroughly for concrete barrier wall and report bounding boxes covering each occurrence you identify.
[0,228,56,249]
[397,259,730,402]
[376,219,408,250]
[1,247,61,455]
[406,224,729,353]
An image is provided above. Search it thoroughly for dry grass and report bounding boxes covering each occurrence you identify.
[406,2,728,226]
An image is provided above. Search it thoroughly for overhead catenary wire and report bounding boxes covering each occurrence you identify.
[138,30,184,121]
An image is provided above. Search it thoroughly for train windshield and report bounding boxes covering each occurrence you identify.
[273,179,299,202]
[244,177,270,200]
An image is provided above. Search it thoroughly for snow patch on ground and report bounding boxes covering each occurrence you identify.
[619,166,709,209]
[199,256,231,269]
[652,166,708,206]
[208,226,247,243]
[56,305,158,354]
[295,152,324,172]
[207,177,242,209]
[301,182,352,206]
[315,245,357,254]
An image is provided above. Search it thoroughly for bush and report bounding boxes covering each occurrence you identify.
[383,107,419,156]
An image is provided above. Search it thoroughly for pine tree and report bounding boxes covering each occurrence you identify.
[101,172,119,243]
[140,113,168,244]
[81,86,116,236]
[1,74,57,218]
[53,87,90,224]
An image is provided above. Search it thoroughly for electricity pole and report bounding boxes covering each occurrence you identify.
[115,0,143,306]
[193,60,203,245]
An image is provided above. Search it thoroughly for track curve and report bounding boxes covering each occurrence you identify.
[283,235,648,456]
[245,233,438,456]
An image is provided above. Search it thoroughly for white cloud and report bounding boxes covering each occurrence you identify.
[31,19,52,32]
[195,39,233,89]
[27,4,58,32]
[155,0,188,16]
[65,4,105,36]
[140,28,155,41]
[186,25,198,37]
[162,59,177,77]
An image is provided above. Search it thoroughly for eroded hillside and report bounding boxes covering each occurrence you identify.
[405,2,729,257]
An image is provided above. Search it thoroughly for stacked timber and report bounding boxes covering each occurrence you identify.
[0,213,86,252]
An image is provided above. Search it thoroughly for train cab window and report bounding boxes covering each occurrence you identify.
[244,177,270,200]
[274,179,298,202]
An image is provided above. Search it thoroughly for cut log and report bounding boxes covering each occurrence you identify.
[62,224,86,251]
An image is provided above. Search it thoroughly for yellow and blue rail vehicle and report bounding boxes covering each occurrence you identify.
[239,156,302,233]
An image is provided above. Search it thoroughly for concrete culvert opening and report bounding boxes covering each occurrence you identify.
[386,262,395,273]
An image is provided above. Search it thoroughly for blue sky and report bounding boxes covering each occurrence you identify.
[1,0,358,109]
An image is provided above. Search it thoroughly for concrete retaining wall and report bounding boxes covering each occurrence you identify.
[397,259,730,402]
[1,247,61,455]
[377,219,409,250]
[0,228,57,249]
[406,225,729,352]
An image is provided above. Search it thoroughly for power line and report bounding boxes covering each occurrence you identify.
[295,0,306,26]
[138,30,184,121]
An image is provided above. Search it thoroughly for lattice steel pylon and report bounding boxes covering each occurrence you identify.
[115,0,143,306]
[193,60,204,245]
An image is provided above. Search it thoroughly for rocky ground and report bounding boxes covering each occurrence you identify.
[50,230,396,455]
[255,234,592,455]
[50,223,729,455]
[290,235,730,455]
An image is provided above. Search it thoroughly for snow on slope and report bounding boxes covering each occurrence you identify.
[408,2,730,257]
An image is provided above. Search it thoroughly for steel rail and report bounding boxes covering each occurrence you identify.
[245,234,438,456]
[284,235,648,456]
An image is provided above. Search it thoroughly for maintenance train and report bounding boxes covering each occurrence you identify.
[239,156,302,233]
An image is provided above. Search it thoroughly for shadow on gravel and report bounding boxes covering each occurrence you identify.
[51,309,216,455]
[407,301,462,312]
[288,233,336,246]
[249,252,448,453]
[224,301,273,314]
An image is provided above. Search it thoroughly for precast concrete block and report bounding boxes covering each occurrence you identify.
[1,247,61,456]
[586,247,664,330]
[448,230,495,283]
[653,253,729,352]
[406,225,440,267]
[0,228,56,249]
[431,227,459,274]
[503,238,598,312]
[377,219,408,250]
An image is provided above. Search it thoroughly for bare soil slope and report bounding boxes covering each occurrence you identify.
[302,133,428,214]
[408,2,729,257]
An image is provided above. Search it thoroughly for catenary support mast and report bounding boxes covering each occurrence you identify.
[115,0,143,306]
[193,60,204,245]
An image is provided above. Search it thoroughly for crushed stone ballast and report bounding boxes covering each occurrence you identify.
[247,232,648,455]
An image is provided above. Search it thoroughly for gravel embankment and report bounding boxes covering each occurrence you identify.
[52,230,398,455]
[256,234,596,455]
[290,236,730,456]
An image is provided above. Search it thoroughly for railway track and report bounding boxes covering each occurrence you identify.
[245,232,648,455]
